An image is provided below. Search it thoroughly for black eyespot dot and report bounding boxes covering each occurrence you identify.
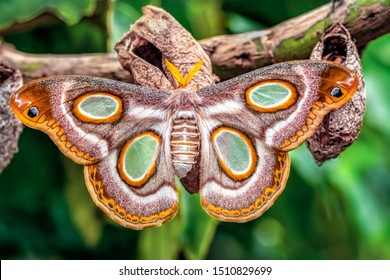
[27,107,39,118]
[331,87,343,98]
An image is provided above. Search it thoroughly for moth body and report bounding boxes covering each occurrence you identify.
[170,114,200,178]
[164,89,203,179]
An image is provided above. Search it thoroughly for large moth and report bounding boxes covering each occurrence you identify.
[10,58,358,229]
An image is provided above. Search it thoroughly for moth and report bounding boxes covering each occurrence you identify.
[10,59,359,230]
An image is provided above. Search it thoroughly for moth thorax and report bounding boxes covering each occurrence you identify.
[171,116,200,178]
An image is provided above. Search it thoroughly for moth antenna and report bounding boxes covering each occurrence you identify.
[183,58,204,86]
[165,58,185,88]
[165,58,204,88]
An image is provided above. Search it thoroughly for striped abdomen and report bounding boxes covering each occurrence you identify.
[171,116,200,178]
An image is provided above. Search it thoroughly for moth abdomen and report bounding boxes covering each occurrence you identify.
[170,116,200,178]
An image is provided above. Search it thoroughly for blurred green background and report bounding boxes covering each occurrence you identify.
[1,0,389,260]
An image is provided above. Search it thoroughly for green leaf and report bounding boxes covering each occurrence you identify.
[225,12,265,33]
[0,0,96,29]
[107,0,142,50]
[179,190,219,260]
[136,217,182,260]
[62,158,103,248]
[136,178,218,260]
[162,0,224,39]
[362,33,390,138]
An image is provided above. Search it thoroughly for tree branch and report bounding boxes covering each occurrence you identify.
[201,0,390,79]
[0,43,133,82]
[0,0,389,82]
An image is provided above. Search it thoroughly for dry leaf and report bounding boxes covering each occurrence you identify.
[114,5,216,90]
[307,23,366,165]
[0,62,23,173]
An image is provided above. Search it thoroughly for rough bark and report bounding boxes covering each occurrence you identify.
[0,0,388,82]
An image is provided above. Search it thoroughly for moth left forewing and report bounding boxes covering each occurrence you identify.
[11,76,170,165]
[199,61,359,152]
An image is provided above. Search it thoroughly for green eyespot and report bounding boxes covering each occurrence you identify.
[246,80,297,112]
[73,92,122,123]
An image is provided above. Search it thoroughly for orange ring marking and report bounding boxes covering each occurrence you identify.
[212,127,257,181]
[73,92,122,123]
[117,132,161,187]
[246,80,297,112]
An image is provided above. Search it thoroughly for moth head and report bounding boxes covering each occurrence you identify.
[10,78,52,128]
